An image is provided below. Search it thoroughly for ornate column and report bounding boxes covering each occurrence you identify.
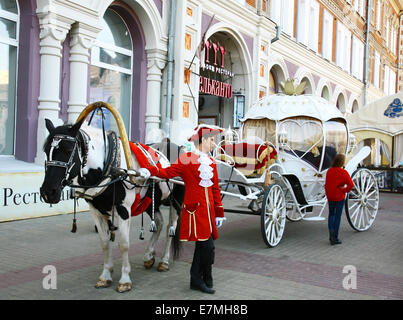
[35,13,73,165]
[67,23,99,124]
[144,50,167,144]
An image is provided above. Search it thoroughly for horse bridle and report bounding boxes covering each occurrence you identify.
[45,132,87,188]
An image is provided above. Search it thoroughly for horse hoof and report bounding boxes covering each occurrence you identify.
[144,258,155,269]
[95,279,112,289]
[157,262,169,272]
[116,283,132,293]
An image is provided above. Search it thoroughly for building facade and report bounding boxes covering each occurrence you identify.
[0,0,402,220]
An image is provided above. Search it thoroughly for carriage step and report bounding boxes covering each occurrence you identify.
[303,217,326,221]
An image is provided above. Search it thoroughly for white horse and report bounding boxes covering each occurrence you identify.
[40,118,181,292]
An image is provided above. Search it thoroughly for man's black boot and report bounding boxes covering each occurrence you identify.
[190,282,215,294]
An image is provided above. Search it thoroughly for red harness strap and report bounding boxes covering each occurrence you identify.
[128,141,162,216]
[130,193,153,217]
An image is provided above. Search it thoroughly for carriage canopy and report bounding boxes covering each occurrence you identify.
[240,94,348,172]
[241,94,345,123]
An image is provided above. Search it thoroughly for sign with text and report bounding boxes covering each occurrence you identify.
[0,172,88,222]
[199,40,234,98]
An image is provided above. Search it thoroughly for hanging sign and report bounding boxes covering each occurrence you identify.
[199,40,234,98]
[199,76,233,98]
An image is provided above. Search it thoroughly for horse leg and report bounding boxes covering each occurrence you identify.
[116,211,132,293]
[143,210,163,269]
[91,207,114,288]
[158,205,179,272]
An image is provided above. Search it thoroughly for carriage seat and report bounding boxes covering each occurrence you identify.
[217,142,277,176]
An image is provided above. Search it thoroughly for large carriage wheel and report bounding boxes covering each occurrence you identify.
[345,168,379,231]
[261,184,286,247]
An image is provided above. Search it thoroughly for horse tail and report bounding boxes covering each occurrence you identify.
[171,184,185,260]
[172,209,182,260]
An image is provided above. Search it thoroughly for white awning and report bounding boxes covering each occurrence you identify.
[346,92,403,136]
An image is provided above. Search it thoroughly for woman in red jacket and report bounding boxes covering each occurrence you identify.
[325,154,354,245]
[139,125,225,294]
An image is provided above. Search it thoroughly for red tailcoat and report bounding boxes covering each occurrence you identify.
[147,152,224,242]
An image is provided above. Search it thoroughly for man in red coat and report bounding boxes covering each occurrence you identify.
[139,124,225,294]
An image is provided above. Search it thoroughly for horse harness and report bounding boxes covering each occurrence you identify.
[45,128,123,200]
[46,127,163,239]
[45,130,89,189]
[75,130,122,200]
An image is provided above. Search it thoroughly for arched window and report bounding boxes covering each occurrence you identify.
[90,8,132,135]
[301,77,312,94]
[321,86,329,100]
[352,100,359,113]
[336,93,346,113]
[0,0,18,156]
[268,70,278,95]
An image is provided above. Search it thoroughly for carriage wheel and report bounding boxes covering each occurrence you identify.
[261,184,286,247]
[286,205,305,222]
[345,168,379,232]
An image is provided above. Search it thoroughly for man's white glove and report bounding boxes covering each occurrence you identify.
[138,168,151,179]
[215,217,226,229]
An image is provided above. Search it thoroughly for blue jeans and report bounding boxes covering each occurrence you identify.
[328,199,345,238]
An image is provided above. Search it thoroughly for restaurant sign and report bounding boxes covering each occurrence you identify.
[0,172,88,222]
[199,40,233,98]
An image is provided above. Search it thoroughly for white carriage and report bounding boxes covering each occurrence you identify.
[214,94,379,247]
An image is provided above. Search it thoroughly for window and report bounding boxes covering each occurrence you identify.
[233,95,245,128]
[297,0,319,52]
[271,0,295,37]
[389,70,396,94]
[335,21,351,73]
[307,0,319,52]
[384,66,396,95]
[391,25,396,55]
[268,70,277,95]
[385,19,390,49]
[0,0,18,156]
[321,86,329,100]
[354,0,359,11]
[323,120,348,170]
[357,0,365,17]
[353,0,365,17]
[373,51,380,88]
[322,8,333,61]
[384,65,390,94]
[278,117,324,170]
[90,9,132,136]
[375,0,381,31]
[297,0,309,46]
[351,36,364,81]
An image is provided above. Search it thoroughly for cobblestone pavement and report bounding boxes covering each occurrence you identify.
[0,192,402,300]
